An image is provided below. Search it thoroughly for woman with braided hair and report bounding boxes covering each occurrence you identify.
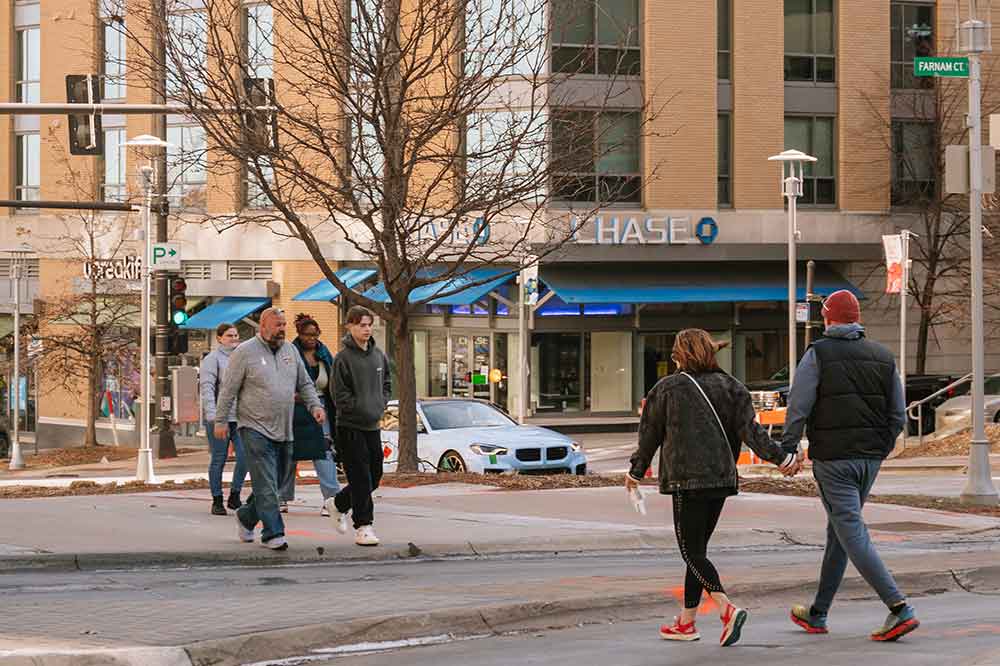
[278,313,341,514]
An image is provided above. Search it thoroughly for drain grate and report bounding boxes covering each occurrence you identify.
[868,521,956,533]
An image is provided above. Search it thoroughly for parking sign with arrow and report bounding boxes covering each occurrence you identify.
[152,243,181,271]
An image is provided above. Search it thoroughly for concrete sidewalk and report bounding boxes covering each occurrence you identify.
[1,482,998,572]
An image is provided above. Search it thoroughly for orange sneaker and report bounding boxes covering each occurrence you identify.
[720,604,749,647]
[659,617,700,641]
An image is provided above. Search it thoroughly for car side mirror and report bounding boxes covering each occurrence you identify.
[417,420,427,434]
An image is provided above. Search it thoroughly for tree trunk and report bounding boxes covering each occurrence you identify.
[393,314,420,472]
[916,275,936,375]
[83,361,100,448]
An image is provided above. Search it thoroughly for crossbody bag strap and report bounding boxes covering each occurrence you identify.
[681,371,731,448]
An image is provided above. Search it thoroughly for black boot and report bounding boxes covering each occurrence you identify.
[226,491,242,511]
[211,496,227,515]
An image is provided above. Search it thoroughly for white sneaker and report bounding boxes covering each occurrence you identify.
[320,506,330,517]
[236,514,255,543]
[355,525,380,546]
[324,498,349,534]
[262,536,288,550]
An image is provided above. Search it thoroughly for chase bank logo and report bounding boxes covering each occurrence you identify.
[570,215,719,246]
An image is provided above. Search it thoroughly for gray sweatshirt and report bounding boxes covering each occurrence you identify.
[199,346,238,423]
[216,335,324,442]
[334,333,391,431]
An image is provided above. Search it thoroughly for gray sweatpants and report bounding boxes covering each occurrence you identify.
[811,458,905,615]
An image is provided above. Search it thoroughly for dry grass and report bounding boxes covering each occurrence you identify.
[0,446,201,470]
[896,425,1000,459]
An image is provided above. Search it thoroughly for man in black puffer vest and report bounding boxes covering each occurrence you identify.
[781,290,919,642]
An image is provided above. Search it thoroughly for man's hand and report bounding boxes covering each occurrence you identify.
[312,407,326,424]
[624,473,640,492]
[213,423,228,441]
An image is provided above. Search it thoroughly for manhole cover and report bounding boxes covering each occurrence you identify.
[869,521,955,533]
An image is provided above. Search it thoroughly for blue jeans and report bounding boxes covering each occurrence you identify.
[206,422,248,498]
[279,446,341,502]
[811,459,905,615]
[236,428,292,543]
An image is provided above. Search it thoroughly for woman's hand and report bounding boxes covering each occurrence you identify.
[624,473,641,491]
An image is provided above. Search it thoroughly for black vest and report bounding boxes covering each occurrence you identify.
[806,333,897,461]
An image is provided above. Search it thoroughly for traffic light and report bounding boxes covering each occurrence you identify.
[169,277,189,326]
[243,77,278,150]
[65,74,104,155]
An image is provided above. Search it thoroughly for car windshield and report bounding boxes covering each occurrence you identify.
[986,375,1000,395]
[421,401,514,430]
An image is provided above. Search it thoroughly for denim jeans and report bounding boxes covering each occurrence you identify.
[236,427,292,543]
[811,459,905,615]
[279,445,341,501]
[206,422,248,498]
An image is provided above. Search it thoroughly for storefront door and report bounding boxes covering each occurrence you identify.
[590,332,632,412]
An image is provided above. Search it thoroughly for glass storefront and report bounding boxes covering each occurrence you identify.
[412,330,516,412]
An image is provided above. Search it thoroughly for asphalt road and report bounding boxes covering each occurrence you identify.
[297,591,1000,666]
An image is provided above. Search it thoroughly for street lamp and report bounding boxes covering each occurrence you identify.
[124,134,171,483]
[5,242,35,471]
[768,149,817,386]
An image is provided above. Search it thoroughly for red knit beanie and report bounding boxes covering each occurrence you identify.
[822,290,861,324]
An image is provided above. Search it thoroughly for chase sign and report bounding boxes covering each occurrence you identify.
[570,214,719,245]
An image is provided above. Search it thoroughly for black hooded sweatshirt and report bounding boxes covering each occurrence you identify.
[333,333,391,431]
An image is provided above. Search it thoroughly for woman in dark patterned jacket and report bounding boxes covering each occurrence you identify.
[626,329,798,647]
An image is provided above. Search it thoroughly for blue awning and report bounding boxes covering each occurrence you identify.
[540,263,863,305]
[182,297,271,329]
[292,268,378,302]
[362,267,516,305]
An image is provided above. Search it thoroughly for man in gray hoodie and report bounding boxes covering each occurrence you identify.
[781,290,918,642]
[325,305,391,547]
[216,308,325,550]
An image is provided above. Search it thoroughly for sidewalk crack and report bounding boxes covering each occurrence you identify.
[950,569,1000,596]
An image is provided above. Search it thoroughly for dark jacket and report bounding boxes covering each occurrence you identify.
[629,370,788,494]
[291,338,336,461]
[782,324,905,461]
[333,333,391,432]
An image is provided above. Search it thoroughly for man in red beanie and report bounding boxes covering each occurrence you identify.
[780,289,918,642]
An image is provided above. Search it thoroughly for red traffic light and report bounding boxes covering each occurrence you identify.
[171,278,187,293]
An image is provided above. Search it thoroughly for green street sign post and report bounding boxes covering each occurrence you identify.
[914,57,970,78]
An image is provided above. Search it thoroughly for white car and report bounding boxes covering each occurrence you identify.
[934,375,1000,432]
[378,398,587,475]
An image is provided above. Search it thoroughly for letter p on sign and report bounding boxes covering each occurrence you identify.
[151,242,181,271]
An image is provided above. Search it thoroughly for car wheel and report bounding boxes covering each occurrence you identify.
[993,412,1000,424]
[0,432,8,459]
[439,450,468,473]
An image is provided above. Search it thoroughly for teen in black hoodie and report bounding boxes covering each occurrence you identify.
[327,306,391,546]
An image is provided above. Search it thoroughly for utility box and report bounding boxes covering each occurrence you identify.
[945,144,996,194]
[172,366,200,424]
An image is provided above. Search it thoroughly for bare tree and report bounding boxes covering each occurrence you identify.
[862,64,1000,374]
[27,137,141,449]
[120,0,667,469]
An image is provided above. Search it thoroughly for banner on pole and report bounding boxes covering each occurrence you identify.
[883,234,903,294]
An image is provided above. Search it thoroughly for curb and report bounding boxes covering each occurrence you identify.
[6,564,994,666]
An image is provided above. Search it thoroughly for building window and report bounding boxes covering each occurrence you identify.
[784,0,835,83]
[892,121,935,205]
[244,158,275,209]
[552,110,641,204]
[16,27,40,103]
[550,0,640,76]
[890,3,934,89]
[15,133,41,203]
[227,261,273,280]
[718,0,731,80]
[784,116,836,205]
[181,261,212,280]
[102,128,128,202]
[244,3,274,78]
[102,18,127,100]
[167,11,208,98]
[166,125,207,210]
[718,113,732,206]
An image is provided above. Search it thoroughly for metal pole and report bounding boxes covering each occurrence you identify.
[961,48,999,504]
[900,230,909,396]
[804,260,816,347]
[517,273,527,425]
[136,166,156,483]
[8,258,23,470]
[787,171,798,386]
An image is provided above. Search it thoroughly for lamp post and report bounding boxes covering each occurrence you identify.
[124,134,171,483]
[6,243,35,470]
[768,149,817,386]
[957,4,999,505]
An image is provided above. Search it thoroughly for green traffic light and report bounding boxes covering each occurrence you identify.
[172,310,189,325]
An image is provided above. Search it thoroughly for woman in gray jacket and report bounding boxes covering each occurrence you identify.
[200,323,249,515]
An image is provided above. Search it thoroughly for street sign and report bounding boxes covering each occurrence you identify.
[914,57,969,78]
[795,302,810,324]
[151,243,181,271]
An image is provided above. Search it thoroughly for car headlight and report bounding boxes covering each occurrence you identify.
[571,441,583,452]
[470,443,509,456]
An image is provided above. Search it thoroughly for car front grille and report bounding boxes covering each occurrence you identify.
[516,448,542,462]
[546,446,568,461]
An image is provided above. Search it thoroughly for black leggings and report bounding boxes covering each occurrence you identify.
[672,492,727,609]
